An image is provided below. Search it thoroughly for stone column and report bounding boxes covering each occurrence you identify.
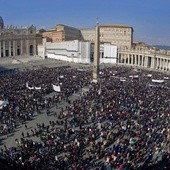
[13,40,16,56]
[134,54,136,66]
[93,25,100,82]
[131,54,134,65]
[138,55,141,66]
[162,59,165,70]
[141,55,144,67]
[9,41,11,57]
[20,39,23,55]
[135,55,137,65]
[162,59,165,69]
[26,39,29,56]
[150,57,154,68]
[144,56,148,67]
[137,55,140,66]
[127,54,130,65]
[3,41,5,57]
[33,39,36,55]
[0,41,1,57]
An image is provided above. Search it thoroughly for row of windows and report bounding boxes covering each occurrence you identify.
[83,33,131,38]
[100,28,131,32]
[100,33,131,37]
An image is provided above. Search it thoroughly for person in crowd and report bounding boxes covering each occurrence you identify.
[0,65,169,170]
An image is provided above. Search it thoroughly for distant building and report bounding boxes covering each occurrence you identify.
[38,40,91,63]
[0,16,42,57]
[38,39,117,64]
[80,24,133,49]
[42,24,133,50]
[42,24,82,43]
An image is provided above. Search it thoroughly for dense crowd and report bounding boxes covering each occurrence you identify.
[0,65,170,170]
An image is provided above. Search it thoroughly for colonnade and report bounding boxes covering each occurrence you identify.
[0,39,36,57]
[118,51,170,71]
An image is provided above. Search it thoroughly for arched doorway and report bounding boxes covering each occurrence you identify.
[29,45,33,56]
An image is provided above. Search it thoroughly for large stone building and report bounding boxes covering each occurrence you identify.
[38,39,117,64]
[40,23,170,71]
[39,40,91,63]
[0,16,41,57]
[80,24,133,49]
[42,24,82,43]
[43,24,133,49]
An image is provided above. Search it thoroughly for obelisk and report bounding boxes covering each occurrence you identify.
[93,25,100,82]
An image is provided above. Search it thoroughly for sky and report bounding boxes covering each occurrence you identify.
[0,0,170,46]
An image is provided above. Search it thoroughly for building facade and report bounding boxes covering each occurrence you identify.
[0,16,41,57]
[38,39,117,64]
[80,24,133,49]
[42,24,82,43]
[38,40,91,63]
[43,24,133,50]
[118,48,170,71]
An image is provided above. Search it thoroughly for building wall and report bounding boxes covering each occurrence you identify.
[80,28,95,43]
[38,40,91,63]
[80,25,133,49]
[42,24,81,43]
[117,49,170,72]
[0,25,38,57]
[42,24,133,49]
[38,40,118,64]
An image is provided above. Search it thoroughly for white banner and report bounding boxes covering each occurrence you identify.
[26,82,41,90]
[129,75,139,79]
[147,74,152,77]
[52,84,61,92]
[35,87,42,90]
[152,79,164,83]
[28,86,34,90]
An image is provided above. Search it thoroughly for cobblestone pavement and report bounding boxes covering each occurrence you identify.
[0,55,94,71]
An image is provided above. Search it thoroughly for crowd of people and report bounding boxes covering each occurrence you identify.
[0,64,170,170]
